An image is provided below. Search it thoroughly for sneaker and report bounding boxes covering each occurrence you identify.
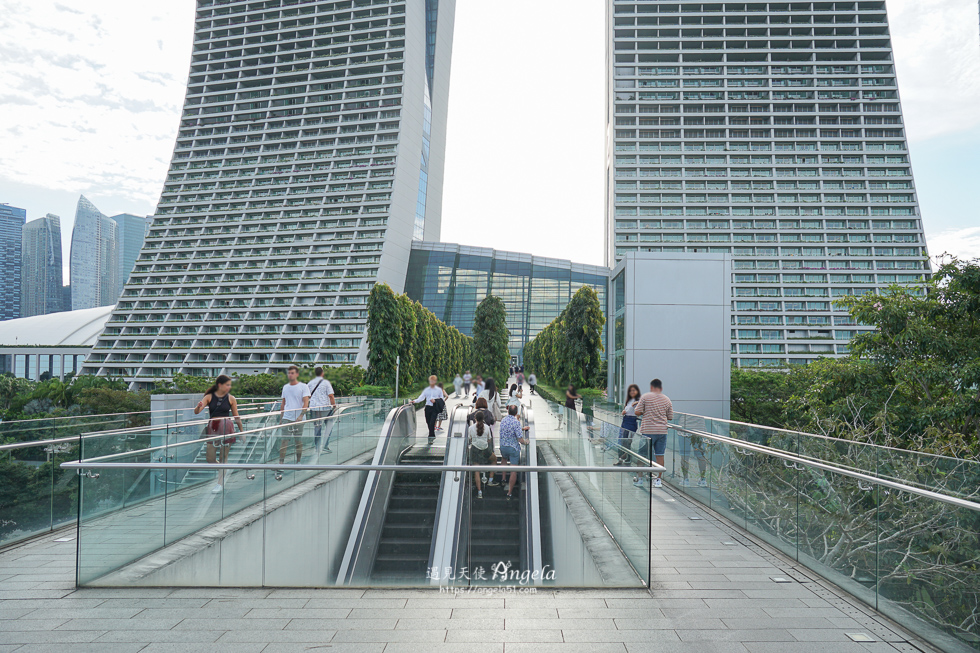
[211,484,223,494]
[487,479,500,487]
[653,478,663,488]
[477,490,483,499]
[506,493,513,501]
[324,448,333,454]
[698,478,708,488]
[682,477,691,487]
[632,476,644,488]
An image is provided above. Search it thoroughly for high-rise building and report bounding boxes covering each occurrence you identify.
[84,0,456,383]
[70,196,119,311]
[109,213,152,295]
[21,214,64,317]
[0,204,27,321]
[606,0,930,367]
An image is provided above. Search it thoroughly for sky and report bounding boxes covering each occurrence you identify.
[0,0,978,277]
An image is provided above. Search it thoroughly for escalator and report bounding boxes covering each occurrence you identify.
[370,447,445,582]
[339,402,546,587]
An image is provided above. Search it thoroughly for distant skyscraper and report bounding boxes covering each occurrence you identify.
[109,213,152,295]
[70,196,119,310]
[0,204,27,321]
[606,0,930,367]
[85,0,457,383]
[21,214,64,317]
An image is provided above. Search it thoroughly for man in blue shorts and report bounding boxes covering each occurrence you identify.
[633,378,673,488]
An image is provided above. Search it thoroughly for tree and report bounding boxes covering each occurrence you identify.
[396,294,417,389]
[473,295,510,384]
[522,287,605,389]
[365,283,401,386]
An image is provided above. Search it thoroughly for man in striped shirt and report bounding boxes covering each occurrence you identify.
[633,378,673,488]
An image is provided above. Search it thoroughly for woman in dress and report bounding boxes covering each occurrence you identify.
[194,374,244,494]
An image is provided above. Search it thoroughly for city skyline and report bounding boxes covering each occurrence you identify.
[0,0,977,269]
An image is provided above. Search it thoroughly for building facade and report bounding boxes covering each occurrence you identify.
[405,241,609,359]
[606,0,930,368]
[70,196,120,311]
[84,0,456,383]
[0,204,27,321]
[0,305,113,381]
[21,213,64,317]
[110,213,153,296]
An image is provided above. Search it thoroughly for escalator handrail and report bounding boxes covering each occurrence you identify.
[335,402,416,584]
[427,404,471,585]
[521,406,544,584]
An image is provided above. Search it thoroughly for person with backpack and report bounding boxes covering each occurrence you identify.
[468,397,498,489]
[308,367,336,454]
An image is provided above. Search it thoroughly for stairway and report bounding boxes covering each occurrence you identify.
[370,447,445,583]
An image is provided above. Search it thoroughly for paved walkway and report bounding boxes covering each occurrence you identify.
[0,482,933,653]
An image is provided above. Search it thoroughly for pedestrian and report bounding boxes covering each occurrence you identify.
[308,366,336,454]
[509,365,515,377]
[468,410,495,499]
[279,365,311,467]
[435,382,449,431]
[473,375,485,402]
[194,374,245,494]
[565,384,582,410]
[462,370,472,396]
[527,372,537,395]
[507,383,522,408]
[468,397,498,488]
[479,377,502,423]
[413,375,444,442]
[516,369,525,389]
[615,384,642,466]
[453,373,463,398]
[633,378,673,488]
[498,404,530,500]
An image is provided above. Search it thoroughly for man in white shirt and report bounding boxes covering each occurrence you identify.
[414,375,446,442]
[279,365,311,465]
[308,366,336,454]
[462,371,472,395]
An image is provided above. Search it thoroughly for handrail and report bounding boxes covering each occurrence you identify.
[0,399,280,428]
[0,410,284,453]
[61,404,366,463]
[0,402,345,453]
[61,462,665,473]
[670,409,976,465]
[670,424,980,513]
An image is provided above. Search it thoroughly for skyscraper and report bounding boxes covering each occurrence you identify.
[109,213,152,295]
[606,0,930,367]
[84,0,456,383]
[70,196,119,311]
[21,214,64,317]
[0,204,27,321]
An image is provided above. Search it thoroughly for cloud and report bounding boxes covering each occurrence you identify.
[927,227,980,263]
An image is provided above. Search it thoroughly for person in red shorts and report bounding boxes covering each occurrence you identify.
[195,374,245,494]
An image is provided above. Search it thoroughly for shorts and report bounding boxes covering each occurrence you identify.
[639,433,667,459]
[499,445,520,465]
[470,445,492,465]
[206,418,236,446]
[281,421,304,439]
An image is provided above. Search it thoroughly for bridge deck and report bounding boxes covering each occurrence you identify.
[0,485,929,653]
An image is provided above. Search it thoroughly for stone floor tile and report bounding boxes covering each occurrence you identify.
[138,644,268,653]
[395,617,504,630]
[504,644,628,653]
[173,618,289,631]
[245,607,352,619]
[675,629,796,643]
[283,618,396,631]
[95,630,222,643]
[625,643,750,653]
[55,618,182,631]
[331,630,448,643]
[306,597,406,609]
[261,645,384,653]
[507,617,618,630]
[382,644,502,653]
[0,630,103,645]
[215,630,339,643]
[12,644,147,653]
[445,629,564,643]
[451,608,558,619]
[560,630,682,643]
[742,643,872,653]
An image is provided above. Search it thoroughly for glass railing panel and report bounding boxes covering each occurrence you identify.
[877,489,980,651]
[795,466,878,602]
[0,441,76,547]
[737,441,800,560]
[77,446,167,585]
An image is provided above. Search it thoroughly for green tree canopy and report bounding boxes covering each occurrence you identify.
[523,287,606,389]
[473,295,510,384]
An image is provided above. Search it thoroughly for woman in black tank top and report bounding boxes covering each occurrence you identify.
[194,375,244,494]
